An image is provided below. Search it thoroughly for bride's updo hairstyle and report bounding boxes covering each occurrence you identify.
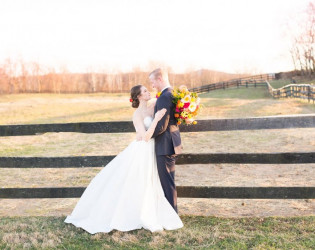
[130,85,142,108]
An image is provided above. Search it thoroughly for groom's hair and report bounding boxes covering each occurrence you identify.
[149,68,169,83]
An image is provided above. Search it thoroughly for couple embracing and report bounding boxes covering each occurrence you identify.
[65,68,184,234]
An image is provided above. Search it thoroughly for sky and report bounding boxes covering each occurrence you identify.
[0,0,312,74]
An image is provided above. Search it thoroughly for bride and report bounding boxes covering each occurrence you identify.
[64,84,183,234]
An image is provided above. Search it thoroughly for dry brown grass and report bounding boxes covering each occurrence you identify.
[0,90,314,125]
[0,128,314,157]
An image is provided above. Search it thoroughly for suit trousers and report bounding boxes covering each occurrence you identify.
[156,154,178,213]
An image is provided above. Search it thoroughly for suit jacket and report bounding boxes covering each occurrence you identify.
[152,87,182,156]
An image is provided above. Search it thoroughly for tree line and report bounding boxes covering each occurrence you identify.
[0,61,246,94]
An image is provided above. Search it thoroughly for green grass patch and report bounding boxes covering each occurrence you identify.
[269,79,293,89]
[199,86,271,99]
[269,79,315,89]
[0,216,314,249]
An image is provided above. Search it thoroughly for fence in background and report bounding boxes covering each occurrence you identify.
[0,115,314,199]
[189,73,275,93]
[266,81,315,103]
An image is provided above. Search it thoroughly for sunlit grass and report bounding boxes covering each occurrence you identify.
[1,85,314,125]
[0,128,315,157]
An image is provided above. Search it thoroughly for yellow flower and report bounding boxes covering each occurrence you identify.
[156,92,161,98]
[193,121,197,125]
[191,97,196,102]
[180,93,185,98]
[181,111,188,118]
[181,95,191,103]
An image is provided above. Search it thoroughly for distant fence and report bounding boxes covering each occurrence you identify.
[266,81,315,103]
[189,73,315,104]
[189,73,275,93]
[0,115,314,199]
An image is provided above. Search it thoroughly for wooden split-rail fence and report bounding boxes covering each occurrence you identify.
[189,73,275,93]
[266,81,315,103]
[0,115,314,200]
[189,73,315,103]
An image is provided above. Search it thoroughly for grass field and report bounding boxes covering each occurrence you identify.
[0,84,314,125]
[0,81,314,248]
[0,216,314,249]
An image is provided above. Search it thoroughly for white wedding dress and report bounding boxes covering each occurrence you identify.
[64,116,183,234]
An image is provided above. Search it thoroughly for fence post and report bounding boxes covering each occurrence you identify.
[246,81,248,88]
[308,86,310,103]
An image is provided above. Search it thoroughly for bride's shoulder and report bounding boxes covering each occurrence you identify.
[132,109,142,121]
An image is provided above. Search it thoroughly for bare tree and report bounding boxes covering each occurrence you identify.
[290,2,315,76]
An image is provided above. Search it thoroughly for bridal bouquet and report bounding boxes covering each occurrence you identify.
[172,85,200,125]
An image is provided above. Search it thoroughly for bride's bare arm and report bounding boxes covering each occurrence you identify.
[133,109,166,142]
[148,99,157,116]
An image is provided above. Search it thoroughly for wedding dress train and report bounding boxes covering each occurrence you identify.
[64,116,183,234]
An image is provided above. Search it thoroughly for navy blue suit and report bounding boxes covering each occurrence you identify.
[152,87,182,213]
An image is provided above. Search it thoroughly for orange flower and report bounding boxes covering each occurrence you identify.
[177,120,181,125]
[174,113,179,118]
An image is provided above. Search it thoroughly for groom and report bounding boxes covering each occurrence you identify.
[149,68,182,213]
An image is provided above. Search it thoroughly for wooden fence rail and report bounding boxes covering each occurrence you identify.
[0,115,314,199]
[1,152,314,168]
[1,115,314,136]
[1,187,314,199]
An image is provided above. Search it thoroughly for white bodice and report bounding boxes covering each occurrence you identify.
[143,116,153,130]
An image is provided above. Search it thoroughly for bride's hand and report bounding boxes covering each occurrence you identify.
[136,133,143,141]
[155,108,167,121]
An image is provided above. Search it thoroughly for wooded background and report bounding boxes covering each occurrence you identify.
[0,63,248,94]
